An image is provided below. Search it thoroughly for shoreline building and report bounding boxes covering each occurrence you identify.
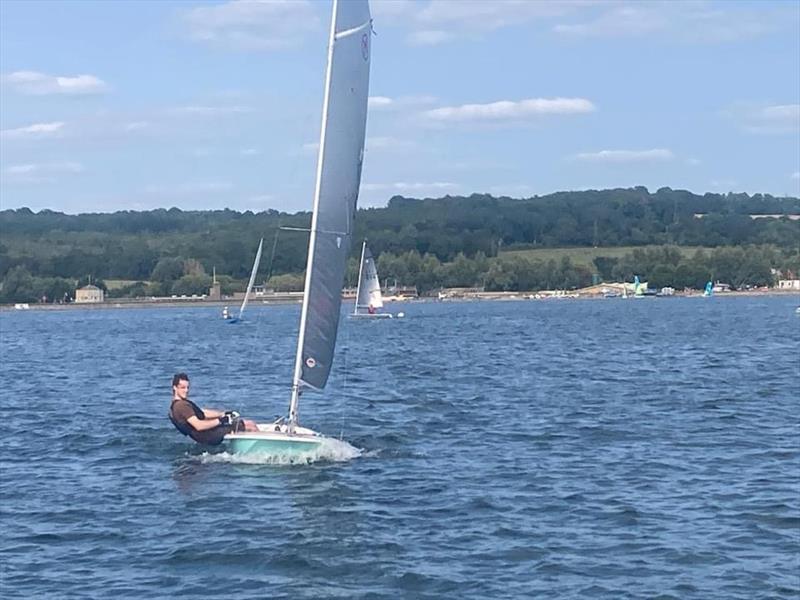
[75,284,104,304]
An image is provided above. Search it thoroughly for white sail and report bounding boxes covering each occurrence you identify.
[355,241,383,313]
[237,238,263,320]
[289,0,371,424]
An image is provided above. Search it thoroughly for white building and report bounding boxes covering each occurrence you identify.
[75,284,104,303]
[777,279,800,291]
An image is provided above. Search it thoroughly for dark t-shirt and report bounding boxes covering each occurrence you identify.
[169,398,229,446]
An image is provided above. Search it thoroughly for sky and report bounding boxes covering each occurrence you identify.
[0,0,798,215]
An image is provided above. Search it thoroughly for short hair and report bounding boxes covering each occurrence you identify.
[172,372,189,387]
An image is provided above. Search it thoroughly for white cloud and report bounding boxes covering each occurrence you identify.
[240,148,260,156]
[0,121,65,139]
[375,1,790,46]
[2,70,108,95]
[369,95,438,111]
[423,97,595,123]
[553,3,787,42]
[372,1,597,45]
[181,0,320,51]
[554,6,667,38]
[2,161,84,183]
[726,103,800,134]
[362,181,459,192]
[124,121,150,132]
[368,96,394,109]
[573,149,675,162]
[408,30,455,46]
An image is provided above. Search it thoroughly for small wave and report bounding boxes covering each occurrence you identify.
[198,436,362,466]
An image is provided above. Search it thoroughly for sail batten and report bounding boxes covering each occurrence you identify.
[289,0,372,425]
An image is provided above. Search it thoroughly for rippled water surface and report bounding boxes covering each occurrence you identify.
[1,296,798,599]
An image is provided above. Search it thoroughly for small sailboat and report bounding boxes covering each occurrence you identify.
[351,241,393,319]
[225,238,264,323]
[703,280,713,297]
[226,0,372,454]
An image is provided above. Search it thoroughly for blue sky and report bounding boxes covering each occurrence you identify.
[1,0,798,214]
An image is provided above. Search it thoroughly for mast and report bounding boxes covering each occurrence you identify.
[287,0,371,431]
[289,0,340,428]
[354,240,366,315]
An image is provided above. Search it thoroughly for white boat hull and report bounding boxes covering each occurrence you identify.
[225,424,324,454]
[350,312,393,319]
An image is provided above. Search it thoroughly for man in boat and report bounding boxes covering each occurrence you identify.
[168,372,258,445]
[367,304,376,315]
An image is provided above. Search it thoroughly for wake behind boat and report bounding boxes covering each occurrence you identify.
[225,0,372,455]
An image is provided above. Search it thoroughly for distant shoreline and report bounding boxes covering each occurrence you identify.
[2,289,798,313]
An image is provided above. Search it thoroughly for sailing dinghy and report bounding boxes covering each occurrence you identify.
[351,241,393,319]
[225,0,372,454]
[226,238,264,323]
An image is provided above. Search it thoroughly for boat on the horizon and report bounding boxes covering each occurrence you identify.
[350,240,396,319]
[225,237,263,323]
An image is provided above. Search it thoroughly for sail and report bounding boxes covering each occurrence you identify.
[356,243,383,311]
[238,238,264,320]
[704,281,713,296]
[292,0,372,394]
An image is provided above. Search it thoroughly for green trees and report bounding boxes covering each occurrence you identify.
[0,266,36,303]
[0,188,798,302]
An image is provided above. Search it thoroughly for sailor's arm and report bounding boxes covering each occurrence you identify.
[186,415,228,431]
[200,408,225,418]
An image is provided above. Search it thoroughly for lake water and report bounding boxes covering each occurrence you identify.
[1,296,798,599]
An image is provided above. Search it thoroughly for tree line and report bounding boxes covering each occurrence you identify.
[1,187,798,302]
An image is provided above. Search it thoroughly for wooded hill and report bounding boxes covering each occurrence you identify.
[1,187,798,302]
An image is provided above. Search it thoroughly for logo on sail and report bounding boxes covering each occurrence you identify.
[361,33,369,61]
